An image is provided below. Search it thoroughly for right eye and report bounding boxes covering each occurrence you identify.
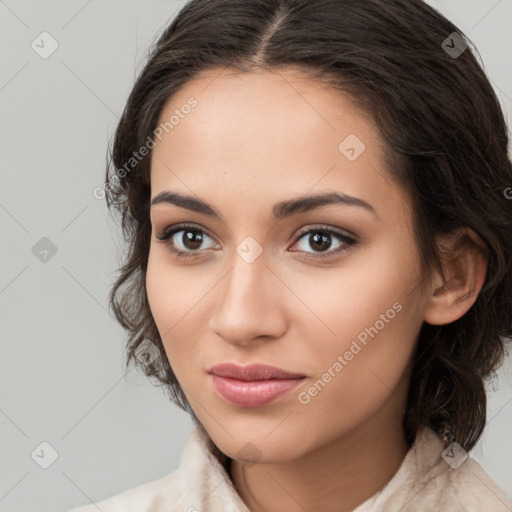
[155,223,218,259]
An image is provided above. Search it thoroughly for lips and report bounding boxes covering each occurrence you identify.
[207,363,306,407]
[208,363,305,381]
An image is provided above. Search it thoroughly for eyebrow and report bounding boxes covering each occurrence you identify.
[150,190,378,220]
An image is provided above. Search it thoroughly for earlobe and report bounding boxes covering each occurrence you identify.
[423,228,488,326]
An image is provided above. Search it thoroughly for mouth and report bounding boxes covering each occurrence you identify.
[208,362,306,381]
[207,363,306,407]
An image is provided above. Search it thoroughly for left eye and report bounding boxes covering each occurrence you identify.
[291,227,357,258]
[290,227,357,258]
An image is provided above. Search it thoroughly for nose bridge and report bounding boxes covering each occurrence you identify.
[221,248,271,319]
[208,245,286,343]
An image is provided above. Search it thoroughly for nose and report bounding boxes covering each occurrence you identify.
[207,249,288,347]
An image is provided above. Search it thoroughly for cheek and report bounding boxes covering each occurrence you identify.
[293,241,423,404]
[290,236,422,347]
[145,252,215,371]
[145,254,187,358]
[146,249,203,329]
[294,295,420,439]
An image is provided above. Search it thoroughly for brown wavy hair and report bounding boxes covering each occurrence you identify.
[104,0,512,451]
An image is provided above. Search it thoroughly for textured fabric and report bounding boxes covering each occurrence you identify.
[69,425,512,512]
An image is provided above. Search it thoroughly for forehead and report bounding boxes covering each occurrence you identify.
[150,68,409,223]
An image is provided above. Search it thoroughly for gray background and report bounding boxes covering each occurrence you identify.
[0,1,511,511]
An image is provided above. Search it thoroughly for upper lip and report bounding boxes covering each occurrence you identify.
[208,363,306,381]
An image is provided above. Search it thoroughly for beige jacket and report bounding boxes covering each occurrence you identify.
[69,425,512,511]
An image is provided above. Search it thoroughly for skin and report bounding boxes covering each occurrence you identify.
[146,67,487,512]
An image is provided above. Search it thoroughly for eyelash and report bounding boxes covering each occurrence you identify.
[155,223,358,260]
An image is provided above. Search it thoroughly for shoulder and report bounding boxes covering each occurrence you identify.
[409,433,512,511]
[67,469,182,512]
[424,454,512,511]
[66,424,239,512]
[356,429,512,512]
[412,430,512,511]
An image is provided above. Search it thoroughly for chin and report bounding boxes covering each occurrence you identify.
[209,427,307,465]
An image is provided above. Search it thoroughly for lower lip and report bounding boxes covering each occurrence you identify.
[209,374,305,407]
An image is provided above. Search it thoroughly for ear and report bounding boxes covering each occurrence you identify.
[423,228,488,326]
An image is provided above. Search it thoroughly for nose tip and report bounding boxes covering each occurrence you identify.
[207,259,288,347]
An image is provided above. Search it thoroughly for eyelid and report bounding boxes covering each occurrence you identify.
[292,223,358,243]
[155,222,358,259]
[155,222,357,242]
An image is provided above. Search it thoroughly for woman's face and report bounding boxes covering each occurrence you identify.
[146,67,430,462]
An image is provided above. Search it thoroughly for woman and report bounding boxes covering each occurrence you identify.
[70,0,512,510]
